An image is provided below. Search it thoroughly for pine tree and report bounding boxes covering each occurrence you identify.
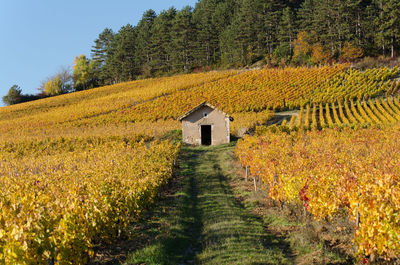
[260,0,285,58]
[297,0,366,59]
[212,0,237,35]
[135,9,156,75]
[106,24,137,82]
[222,0,259,66]
[221,0,285,65]
[209,0,238,67]
[275,6,297,62]
[80,0,400,76]
[91,28,114,65]
[297,0,316,33]
[343,0,365,46]
[192,0,224,67]
[219,24,237,66]
[374,0,400,57]
[91,28,114,85]
[170,6,195,72]
[2,85,22,105]
[313,0,345,56]
[150,8,176,73]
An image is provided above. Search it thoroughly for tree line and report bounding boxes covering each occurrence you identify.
[4,0,400,105]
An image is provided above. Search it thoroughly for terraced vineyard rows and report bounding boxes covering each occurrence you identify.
[2,65,400,141]
[282,97,400,130]
[305,67,400,105]
[111,65,349,123]
[109,65,400,124]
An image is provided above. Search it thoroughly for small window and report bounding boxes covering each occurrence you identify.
[203,112,208,117]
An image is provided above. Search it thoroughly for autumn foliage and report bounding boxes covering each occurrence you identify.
[0,138,180,263]
[1,65,400,263]
[236,127,400,261]
[340,42,364,62]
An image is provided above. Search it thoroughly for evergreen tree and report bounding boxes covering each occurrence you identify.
[275,7,297,63]
[222,0,259,66]
[91,28,114,85]
[374,0,400,57]
[286,0,305,9]
[192,0,225,66]
[135,9,157,76]
[170,6,195,72]
[150,8,176,73]
[297,0,316,33]
[91,28,114,66]
[312,0,345,56]
[219,23,237,66]
[297,0,367,59]
[360,1,379,55]
[343,0,364,46]
[78,0,400,80]
[259,0,285,58]
[2,85,22,106]
[106,24,137,82]
[277,7,297,47]
[2,85,43,105]
[212,0,237,36]
[221,0,285,65]
[211,0,238,65]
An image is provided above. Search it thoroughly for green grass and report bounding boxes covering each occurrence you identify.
[125,143,293,265]
[125,148,203,265]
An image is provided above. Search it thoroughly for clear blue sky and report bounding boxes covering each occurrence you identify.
[0,0,198,105]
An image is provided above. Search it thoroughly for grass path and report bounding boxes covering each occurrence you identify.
[126,143,293,265]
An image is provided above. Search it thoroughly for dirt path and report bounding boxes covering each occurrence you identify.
[124,143,294,265]
[265,109,300,126]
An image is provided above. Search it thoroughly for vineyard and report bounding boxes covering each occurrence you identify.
[113,64,400,123]
[232,65,400,263]
[0,137,180,263]
[1,65,400,263]
[280,96,400,130]
[236,126,400,262]
[2,64,400,141]
[0,71,237,141]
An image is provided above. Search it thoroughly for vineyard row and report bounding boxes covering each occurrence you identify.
[235,127,400,261]
[283,96,400,130]
[0,139,180,264]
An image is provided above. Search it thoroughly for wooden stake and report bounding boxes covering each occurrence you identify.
[356,192,361,228]
[356,202,360,228]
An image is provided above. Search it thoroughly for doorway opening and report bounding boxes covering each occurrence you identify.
[201,125,212,145]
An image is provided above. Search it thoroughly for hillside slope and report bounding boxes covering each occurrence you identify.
[2,65,400,263]
[1,64,400,142]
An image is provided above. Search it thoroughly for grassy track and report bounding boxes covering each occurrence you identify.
[126,143,293,265]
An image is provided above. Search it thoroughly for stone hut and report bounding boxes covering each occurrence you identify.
[178,102,233,146]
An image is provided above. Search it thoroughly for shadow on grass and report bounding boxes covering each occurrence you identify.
[125,147,204,265]
[196,146,293,265]
[116,143,294,265]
